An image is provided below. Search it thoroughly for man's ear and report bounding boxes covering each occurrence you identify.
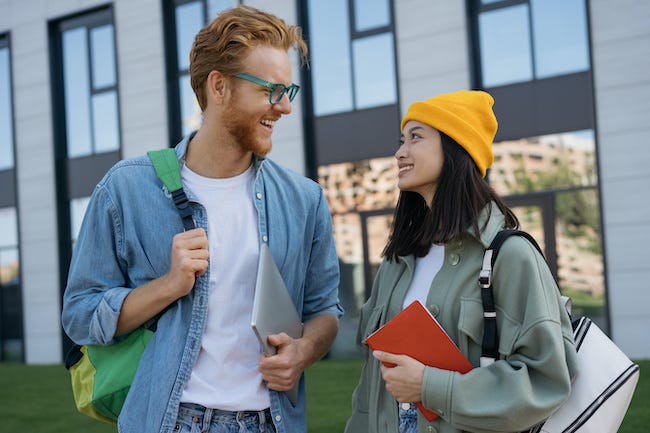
[206,70,228,105]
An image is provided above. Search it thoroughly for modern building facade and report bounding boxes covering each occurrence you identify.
[0,0,648,364]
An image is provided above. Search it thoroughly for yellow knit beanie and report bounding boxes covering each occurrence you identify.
[400,90,498,177]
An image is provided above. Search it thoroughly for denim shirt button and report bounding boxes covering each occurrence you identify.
[262,235,268,243]
[275,415,282,422]
[256,192,262,199]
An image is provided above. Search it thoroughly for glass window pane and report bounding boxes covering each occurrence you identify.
[352,33,397,109]
[207,0,237,21]
[532,0,590,78]
[175,1,204,71]
[354,0,390,32]
[479,5,532,87]
[308,0,353,116]
[0,207,17,248]
[91,91,120,153]
[0,247,19,286]
[0,47,14,170]
[554,188,605,323]
[179,74,202,135]
[90,24,116,89]
[70,196,90,243]
[490,130,597,196]
[63,27,92,158]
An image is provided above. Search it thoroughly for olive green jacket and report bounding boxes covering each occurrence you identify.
[345,204,578,433]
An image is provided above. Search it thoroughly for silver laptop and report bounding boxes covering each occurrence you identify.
[251,243,303,405]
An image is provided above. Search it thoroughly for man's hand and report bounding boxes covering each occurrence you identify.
[258,333,306,391]
[163,228,209,299]
[258,314,338,392]
[374,350,425,403]
[115,228,208,336]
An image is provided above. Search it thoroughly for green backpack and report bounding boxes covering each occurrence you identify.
[65,148,194,423]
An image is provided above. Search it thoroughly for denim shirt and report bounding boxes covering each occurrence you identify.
[61,134,343,433]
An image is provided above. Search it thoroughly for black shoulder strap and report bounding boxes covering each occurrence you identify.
[479,229,544,366]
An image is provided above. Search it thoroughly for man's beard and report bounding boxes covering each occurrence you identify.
[222,101,272,157]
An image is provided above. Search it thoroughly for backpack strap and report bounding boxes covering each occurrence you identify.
[479,229,544,367]
[147,148,196,231]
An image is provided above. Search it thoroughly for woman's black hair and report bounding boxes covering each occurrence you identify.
[382,132,519,261]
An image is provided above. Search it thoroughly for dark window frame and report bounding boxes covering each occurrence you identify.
[0,33,24,363]
[49,5,122,355]
[303,0,401,170]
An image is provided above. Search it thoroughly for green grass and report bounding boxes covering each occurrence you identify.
[0,359,646,433]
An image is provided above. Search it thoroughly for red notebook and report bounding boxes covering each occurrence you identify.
[365,300,473,421]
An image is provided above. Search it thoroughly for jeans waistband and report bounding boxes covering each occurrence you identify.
[178,402,272,424]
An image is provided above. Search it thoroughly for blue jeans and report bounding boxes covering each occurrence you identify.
[399,403,418,433]
[174,403,276,433]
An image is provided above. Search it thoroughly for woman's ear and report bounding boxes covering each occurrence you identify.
[206,70,227,105]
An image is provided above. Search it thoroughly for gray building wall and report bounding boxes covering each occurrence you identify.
[590,0,650,358]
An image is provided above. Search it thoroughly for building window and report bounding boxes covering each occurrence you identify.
[476,0,590,87]
[490,130,606,326]
[58,9,121,158]
[165,0,239,144]
[0,207,22,362]
[70,197,91,250]
[307,0,397,116]
[1,35,14,171]
[50,9,123,352]
[0,34,22,362]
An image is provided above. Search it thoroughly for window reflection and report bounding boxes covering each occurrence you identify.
[554,189,604,320]
[491,130,604,324]
[308,0,353,116]
[90,25,116,89]
[62,27,92,158]
[352,33,397,110]
[0,43,14,171]
[490,130,596,195]
[207,0,237,20]
[318,157,398,357]
[179,75,202,136]
[309,0,396,116]
[175,1,203,70]
[0,207,21,362]
[354,0,390,32]
[92,91,120,153]
[531,0,590,78]
[61,15,120,158]
[70,197,91,247]
[479,5,532,87]
[477,0,591,87]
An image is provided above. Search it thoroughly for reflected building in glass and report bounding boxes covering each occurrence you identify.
[0,0,648,363]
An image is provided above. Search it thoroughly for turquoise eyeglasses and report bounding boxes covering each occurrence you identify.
[233,73,300,104]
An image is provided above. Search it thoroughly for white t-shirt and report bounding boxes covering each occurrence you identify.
[402,244,445,309]
[179,163,270,410]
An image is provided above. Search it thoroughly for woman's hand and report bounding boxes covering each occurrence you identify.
[374,350,425,403]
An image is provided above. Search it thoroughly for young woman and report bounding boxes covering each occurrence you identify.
[345,90,578,433]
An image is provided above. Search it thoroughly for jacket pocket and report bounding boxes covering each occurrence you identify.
[458,297,522,364]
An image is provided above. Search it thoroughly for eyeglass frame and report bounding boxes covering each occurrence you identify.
[232,73,300,105]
